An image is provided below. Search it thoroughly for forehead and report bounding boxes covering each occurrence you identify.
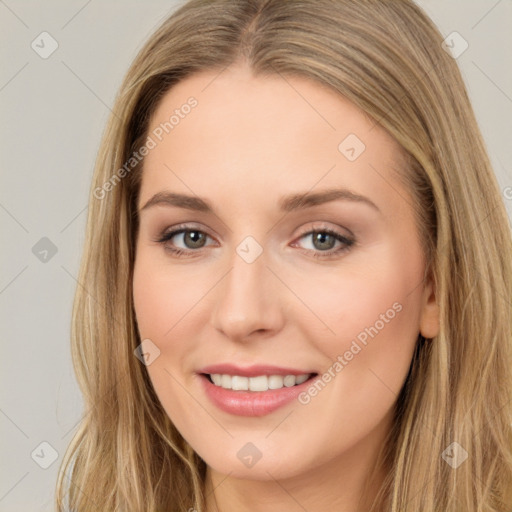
[139,63,409,218]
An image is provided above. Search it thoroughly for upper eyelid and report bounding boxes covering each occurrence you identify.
[160,223,210,237]
[159,225,216,243]
[160,222,348,235]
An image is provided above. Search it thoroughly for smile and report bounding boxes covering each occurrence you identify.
[198,371,319,417]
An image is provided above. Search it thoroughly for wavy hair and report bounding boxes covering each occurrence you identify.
[55,0,512,510]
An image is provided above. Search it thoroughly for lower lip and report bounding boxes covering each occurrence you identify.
[199,374,317,417]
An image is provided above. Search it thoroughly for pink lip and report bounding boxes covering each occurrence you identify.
[198,363,315,377]
[198,373,318,417]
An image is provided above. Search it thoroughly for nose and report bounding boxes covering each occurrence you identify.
[210,243,285,342]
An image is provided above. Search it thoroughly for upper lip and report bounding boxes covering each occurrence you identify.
[198,363,317,377]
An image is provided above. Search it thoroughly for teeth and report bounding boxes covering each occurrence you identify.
[231,375,249,391]
[295,374,309,385]
[209,373,311,391]
[268,375,284,389]
[249,375,268,391]
[221,374,231,389]
[283,375,296,387]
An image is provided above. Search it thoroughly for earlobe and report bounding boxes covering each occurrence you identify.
[419,275,440,339]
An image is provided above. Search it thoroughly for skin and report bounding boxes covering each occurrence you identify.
[132,61,440,512]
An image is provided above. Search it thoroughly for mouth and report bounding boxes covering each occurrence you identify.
[198,370,319,417]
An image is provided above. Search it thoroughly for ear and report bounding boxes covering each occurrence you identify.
[419,271,440,339]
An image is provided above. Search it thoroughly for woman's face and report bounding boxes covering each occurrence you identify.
[132,62,439,482]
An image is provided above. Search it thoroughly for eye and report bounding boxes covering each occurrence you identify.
[291,227,355,259]
[154,224,355,260]
[155,224,215,257]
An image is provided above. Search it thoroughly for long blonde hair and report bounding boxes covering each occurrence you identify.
[55,1,512,510]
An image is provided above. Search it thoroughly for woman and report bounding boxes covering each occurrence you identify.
[55,0,512,510]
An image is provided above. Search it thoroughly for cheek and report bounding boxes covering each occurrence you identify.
[132,252,203,396]
[132,251,209,339]
[132,254,205,425]
[292,253,423,386]
[287,261,423,453]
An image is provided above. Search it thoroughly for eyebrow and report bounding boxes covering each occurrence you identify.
[139,187,380,214]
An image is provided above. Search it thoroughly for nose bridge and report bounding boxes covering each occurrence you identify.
[211,237,283,340]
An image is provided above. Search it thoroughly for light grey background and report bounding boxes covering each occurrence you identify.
[1,1,511,510]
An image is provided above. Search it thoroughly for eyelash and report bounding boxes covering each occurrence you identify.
[154,224,355,260]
